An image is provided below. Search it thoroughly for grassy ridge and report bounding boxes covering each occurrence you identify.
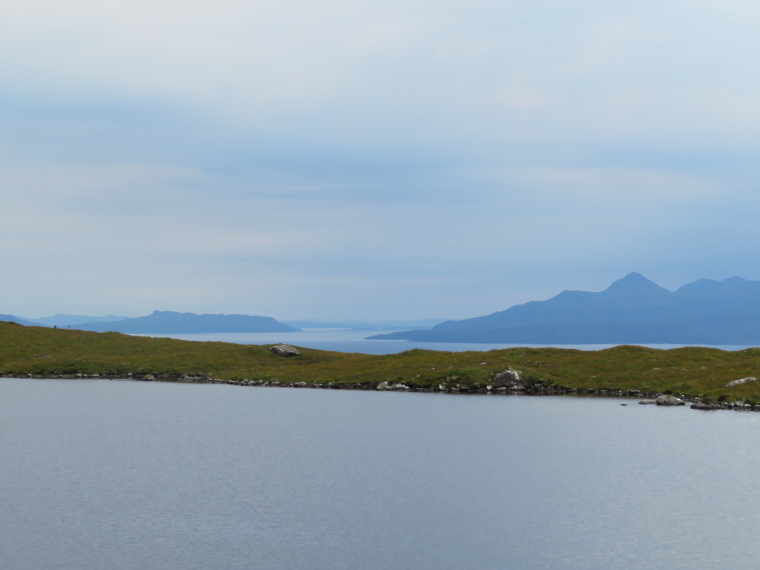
[3,322,760,401]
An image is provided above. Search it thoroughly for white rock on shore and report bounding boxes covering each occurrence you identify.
[725,377,757,388]
[655,395,685,406]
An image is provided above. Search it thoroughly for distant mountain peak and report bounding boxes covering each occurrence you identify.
[676,275,760,297]
[603,272,670,294]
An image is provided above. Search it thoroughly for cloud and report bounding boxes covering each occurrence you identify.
[4,0,760,319]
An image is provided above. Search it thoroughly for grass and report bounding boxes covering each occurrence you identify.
[3,321,760,401]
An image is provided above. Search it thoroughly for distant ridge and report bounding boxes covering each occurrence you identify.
[29,314,130,327]
[0,314,38,327]
[368,273,760,345]
[74,311,300,334]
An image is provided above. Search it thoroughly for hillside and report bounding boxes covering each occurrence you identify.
[368,273,760,344]
[2,322,760,403]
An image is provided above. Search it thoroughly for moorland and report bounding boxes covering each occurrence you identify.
[3,321,760,405]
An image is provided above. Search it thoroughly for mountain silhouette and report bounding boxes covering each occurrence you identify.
[0,314,38,327]
[74,311,299,334]
[368,273,760,344]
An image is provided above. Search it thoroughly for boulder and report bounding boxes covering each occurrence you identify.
[269,344,300,357]
[726,377,757,388]
[655,395,685,406]
[493,368,526,391]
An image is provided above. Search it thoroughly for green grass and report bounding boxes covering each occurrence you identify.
[3,321,760,400]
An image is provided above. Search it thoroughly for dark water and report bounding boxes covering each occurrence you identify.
[2,378,760,569]
[135,329,759,354]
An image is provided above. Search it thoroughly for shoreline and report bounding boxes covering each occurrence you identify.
[4,372,754,412]
[4,324,760,411]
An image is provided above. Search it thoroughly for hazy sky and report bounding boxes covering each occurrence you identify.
[3,0,760,320]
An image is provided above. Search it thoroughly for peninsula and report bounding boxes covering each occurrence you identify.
[2,321,760,409]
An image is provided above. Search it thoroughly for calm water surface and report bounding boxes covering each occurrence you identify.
[2,378,760,569]
[135,329,759,354]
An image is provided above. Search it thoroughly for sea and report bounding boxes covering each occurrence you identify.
[133,328,759,354]
[3,331,759,569]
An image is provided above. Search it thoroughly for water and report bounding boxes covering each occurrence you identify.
[2,377,760,569]
[134,329,760,354]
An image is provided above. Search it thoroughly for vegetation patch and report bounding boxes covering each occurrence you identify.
[3,323,760,402]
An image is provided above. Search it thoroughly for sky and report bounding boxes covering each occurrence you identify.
[3,0,760,321]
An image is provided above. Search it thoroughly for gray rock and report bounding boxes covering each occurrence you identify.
[269,344,300,357]
[726,377,757,388]
[494,368,521,383]
[493,368,526,391]
[691,401,718,410]
[655,395,685,406]
[638,400,657,405]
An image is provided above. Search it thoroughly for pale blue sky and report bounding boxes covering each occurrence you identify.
[3,0,760,320]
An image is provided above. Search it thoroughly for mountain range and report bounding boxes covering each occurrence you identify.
[367,273,760,344]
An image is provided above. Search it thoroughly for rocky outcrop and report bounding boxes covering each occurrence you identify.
[376,382,410,391]
[691,401,719,410]
[269,344,300,357]
[726,377,757,388]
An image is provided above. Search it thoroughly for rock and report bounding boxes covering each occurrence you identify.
[493,368,521,383]
[269,344,300,357]
[655,395,685,406]
[638,400,657,405]
[726,377,757,388]
[493,368,526,391]
[374,382,409,391]
[691,401,718,410]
